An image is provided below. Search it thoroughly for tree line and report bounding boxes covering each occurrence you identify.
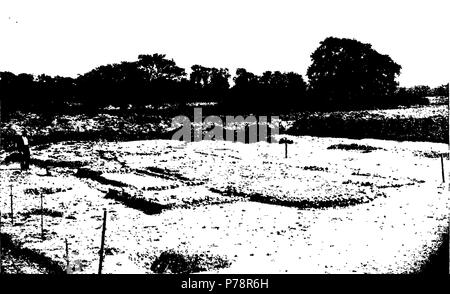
[1,37,448,117]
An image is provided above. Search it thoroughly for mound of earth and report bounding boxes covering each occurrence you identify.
[327,143,383,152]
[150,249,231,274]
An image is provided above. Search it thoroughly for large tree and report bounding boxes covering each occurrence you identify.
[307,37,401,107]
[76,54,188,107]
[189,65,230,102]
[137,53,186,82]
[190,65,211,87]
[227,68,306,112]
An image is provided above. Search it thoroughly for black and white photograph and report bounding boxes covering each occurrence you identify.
[0,0,449,281]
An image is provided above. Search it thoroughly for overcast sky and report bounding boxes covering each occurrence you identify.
[0,0,448,87]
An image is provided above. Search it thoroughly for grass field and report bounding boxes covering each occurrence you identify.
[0,105,448,148]
[285,105,448,143]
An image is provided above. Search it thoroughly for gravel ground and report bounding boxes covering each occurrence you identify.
[0,135,448,273]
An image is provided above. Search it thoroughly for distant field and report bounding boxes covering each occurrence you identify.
[284,105,448,143]
[0,104,448,147]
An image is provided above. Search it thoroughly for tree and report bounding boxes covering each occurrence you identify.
[258,71,307,111]
[189,65,230,102]
[137,54,187,104]
[233,68,259,90]
[409,85,431,97]
[227,68,306,113]
[209,68,230,92]
[76,54,188,107]
[138,53,186,82]
[0,71,18,118]
[430,84,449,97]
[190,65,211,87]
[228,68,260,112]
[307,37,402,108]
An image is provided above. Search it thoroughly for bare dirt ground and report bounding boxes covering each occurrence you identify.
[0,135,448,274]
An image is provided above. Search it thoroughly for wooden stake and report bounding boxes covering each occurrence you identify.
[10,186,13,225]
[285,142,288,159]
[98,209,107,275]
[65,238,70,274]
[41,194,44,240]
[441,154,445,183]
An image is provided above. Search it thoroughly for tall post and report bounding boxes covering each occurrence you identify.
[40,194,44,240]
[10,186,13,225]
[98,209,107,274]
[441,154,445,183]
[285,142,288,159]
[65,238,70,274]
